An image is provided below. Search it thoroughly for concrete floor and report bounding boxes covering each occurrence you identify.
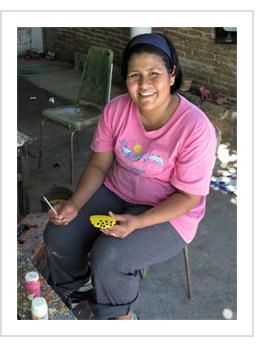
[17,57,237,320]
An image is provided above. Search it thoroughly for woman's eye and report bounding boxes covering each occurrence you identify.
[150,71,158,77]
[128,73,139,79]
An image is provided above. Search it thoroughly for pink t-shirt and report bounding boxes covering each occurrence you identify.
[91,93,216,243]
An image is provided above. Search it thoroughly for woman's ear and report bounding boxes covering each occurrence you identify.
[170,65,176,85]
[171,65,176,77]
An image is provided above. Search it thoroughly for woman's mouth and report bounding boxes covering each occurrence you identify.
[138,91,156,98]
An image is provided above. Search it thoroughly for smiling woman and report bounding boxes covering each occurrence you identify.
[43,32,217,321]
[122,33,182,92]
[126,52,176,127]
[122,33,183,130]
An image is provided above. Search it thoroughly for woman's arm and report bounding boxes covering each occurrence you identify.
[135,190,201,228]
[71,151,115,211]
[49,151,114,225]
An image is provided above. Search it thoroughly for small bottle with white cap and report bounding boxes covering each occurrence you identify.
[31,297,49,320]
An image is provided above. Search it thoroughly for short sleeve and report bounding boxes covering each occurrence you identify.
[90,103,114,152]
[171,120,217,196]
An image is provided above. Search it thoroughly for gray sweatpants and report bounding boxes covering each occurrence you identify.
[44,185,186,319]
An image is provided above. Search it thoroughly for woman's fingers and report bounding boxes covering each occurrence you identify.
[98,212,136,238]
[109,210,126,222]
[48,200,78,226]
[100,226,121,238]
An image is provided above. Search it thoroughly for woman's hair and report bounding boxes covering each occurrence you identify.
[122,32,183,93]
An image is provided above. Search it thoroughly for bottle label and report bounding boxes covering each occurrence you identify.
[25,278,41,300]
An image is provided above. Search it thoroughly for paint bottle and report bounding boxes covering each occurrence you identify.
[31,297,49,320]
[25,271,41,300]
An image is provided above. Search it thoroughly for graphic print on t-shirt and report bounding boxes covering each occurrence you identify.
[119,139,164,176]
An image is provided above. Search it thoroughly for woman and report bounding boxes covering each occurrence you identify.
[44,33,217,320]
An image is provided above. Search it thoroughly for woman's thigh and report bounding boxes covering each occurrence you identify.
[124,204,186,268]
[91,216,186,274]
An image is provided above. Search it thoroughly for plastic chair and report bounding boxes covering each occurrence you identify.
[38,46,114,183]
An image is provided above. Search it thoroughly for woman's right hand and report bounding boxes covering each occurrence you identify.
[48,199,79,226]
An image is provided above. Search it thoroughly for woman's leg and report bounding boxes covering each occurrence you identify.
[43,185,126,295]
[90,205,186,319]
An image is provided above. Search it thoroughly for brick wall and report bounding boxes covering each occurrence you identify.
[155,27,237,98]
[43,27,237,99]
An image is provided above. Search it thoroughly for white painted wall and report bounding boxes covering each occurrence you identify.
[17,27,43,56]
[130,27,152,38]
[17,27,31,55]
[31,28,44,52]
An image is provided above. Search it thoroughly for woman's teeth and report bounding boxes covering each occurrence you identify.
[139,92,155,96]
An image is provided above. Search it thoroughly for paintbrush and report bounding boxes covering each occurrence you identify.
[42,196,58,215]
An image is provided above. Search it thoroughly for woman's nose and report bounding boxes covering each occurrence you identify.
[138,74,150,86]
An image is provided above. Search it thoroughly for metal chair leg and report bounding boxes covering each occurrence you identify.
[183,245,192,299]
[139,247,192,300]
[76,131,80,152]
[70,130,76,184]
[38,118,45,168]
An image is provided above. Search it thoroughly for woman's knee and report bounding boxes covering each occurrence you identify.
[43,222,67,248]
[90,237,126,275]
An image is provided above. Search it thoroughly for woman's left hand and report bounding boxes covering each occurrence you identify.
[100,211,139,238]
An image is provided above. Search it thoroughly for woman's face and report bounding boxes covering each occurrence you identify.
[126,52,175,113]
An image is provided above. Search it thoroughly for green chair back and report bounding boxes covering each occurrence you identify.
[78,46,113,107]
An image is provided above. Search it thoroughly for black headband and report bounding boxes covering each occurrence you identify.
[127,33,173,65]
